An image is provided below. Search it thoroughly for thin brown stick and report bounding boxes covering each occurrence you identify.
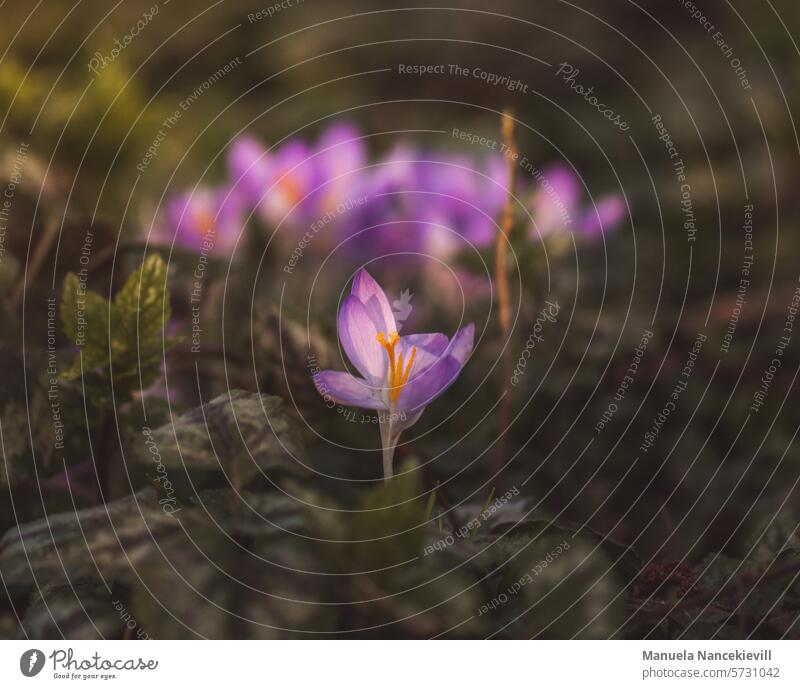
[10,217,61,310]
[494,109,518,478]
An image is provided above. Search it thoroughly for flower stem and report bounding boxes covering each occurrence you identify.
[496,109,517,339]
[494,108,518,478]
[382,444,395,480]
[379,418,398,480]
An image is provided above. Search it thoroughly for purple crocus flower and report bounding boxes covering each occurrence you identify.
[528,163,625,240]
[226,134,317,226]
[529,164,581,238]
[259,139,317,225]
[306,122,369,229]
[414,154,507,254]
[164,186,244,256]
[344,148,508,261]
[579,193,627,238]
[313,269,474,479]
[227,123,368,231]
[228,135,273,209]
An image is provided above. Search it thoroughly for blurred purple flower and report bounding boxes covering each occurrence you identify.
[579,193,627,237]
[164,186,244,256]
[175,121,628,261]
[258,138,317,225]
[227,122,368,229]
[344,147,508,260]
[228,135,273,209]
[528,163,625,240]
[415,153,507,253]
[529,164,581,238]
[313,269,474,478]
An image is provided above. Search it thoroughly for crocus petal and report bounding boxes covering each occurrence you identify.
[483,153,510,214]
[313,370,387,410]
[395,324,473,411]
[228,136,272,207]
[351,269,397,334]
[530,164,581,238]
[397,332,448,376]
[261,140,316,222]
[165,186,243,256]
[368,143,418,196]
[445,323,475,366]
[544,164,581,209]
[422,222,463,258]
[317,122,366,176]
[338,295,387,382]
[580,194,626,237]
[397,355,462,414]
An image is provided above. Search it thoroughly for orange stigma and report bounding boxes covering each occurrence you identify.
[279,174,303,205]
[195,209,217,238]
[376,331,417,404]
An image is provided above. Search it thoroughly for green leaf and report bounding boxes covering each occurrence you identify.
[110,254,170,351]
[60,254,174,391]
[60,271,109,364]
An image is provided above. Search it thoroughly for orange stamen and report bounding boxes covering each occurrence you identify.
[195,209,216,238]
[280,175,303,205]
[376,331,417,404]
